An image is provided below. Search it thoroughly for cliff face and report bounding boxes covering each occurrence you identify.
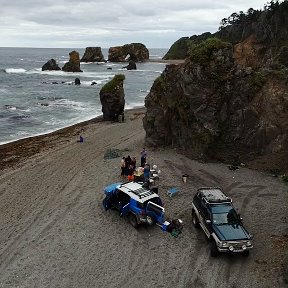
[143,38,288,170]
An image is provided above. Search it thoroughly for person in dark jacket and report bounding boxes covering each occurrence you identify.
[140,148,147,167]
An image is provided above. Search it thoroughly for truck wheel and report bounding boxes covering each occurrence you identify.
[128,213,139,229]
[210,241,219,257]
[102,198,108,211]
[242,250,250,257]
[192,210,200,228]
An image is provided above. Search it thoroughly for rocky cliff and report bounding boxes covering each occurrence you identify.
[143,38,288,171]
[164,0,288,68]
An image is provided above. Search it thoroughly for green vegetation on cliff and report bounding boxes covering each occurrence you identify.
[163,37,190,60]
[189,38,232,65]
[163,33,212,60]
[100,74,125,93]
[164,0,288,60]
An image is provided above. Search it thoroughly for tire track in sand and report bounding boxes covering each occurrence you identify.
[0,167,85,271]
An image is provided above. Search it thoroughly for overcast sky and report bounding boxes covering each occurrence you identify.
[0,0,268,48]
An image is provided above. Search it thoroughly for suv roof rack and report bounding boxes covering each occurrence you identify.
[198,187,232,204]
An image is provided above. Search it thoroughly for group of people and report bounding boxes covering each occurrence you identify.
[120,155,137,178]
[120,148,150,182]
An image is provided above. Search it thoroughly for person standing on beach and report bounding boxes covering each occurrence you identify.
[143,163,150,182]
[125,155,132,176]
[131,157,136,171]
[120,157,126,177]
[141,148,147,167]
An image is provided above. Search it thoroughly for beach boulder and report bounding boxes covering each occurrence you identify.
[99,74,125,121]
[80,47,105,62]
[108,43,149,62]
[123,60,137,70]
[42,59,61,71]
[62,51,82,72]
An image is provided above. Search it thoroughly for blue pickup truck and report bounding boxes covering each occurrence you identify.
[103,181,183,236]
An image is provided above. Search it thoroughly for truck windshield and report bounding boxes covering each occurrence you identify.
[212,209,239,225]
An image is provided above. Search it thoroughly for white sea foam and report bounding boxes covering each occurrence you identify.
[80,80,98,86]
[15,131,30,136]
[5,68,26,73]
[18,108,31,112]
[5,105,17,110]
[49,99,90,111]
[24,68,115,80]
[0,88,10,94]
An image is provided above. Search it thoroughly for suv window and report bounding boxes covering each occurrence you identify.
[212,209,239,225]
[137,197,162,209]
[116,190,130,205]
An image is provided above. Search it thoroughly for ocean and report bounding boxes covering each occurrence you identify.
[0,47,168,145]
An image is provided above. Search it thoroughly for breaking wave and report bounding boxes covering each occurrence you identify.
[5,68,26,73]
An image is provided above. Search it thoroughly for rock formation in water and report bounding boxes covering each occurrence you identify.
[122,60,137,70]
[62,51,82,72]
[99,74,125,121]
[80,47,105,62]
[42,59,61,71]
[108,43,149,62]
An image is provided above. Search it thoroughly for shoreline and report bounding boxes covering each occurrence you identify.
[0,107,146,172]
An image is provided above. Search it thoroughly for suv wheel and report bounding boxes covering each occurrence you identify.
[192,210,200,228]
[210,241,219,257]
[128,213,139,229]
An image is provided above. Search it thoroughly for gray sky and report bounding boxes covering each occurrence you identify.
[0,0,267,48]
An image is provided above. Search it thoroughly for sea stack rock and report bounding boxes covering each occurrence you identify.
[123,60,137,70]
[42,59,61,71]
[99,74,125,121]
[62,51,82,72]
[108,43,149,62]
[80,47,105,62]
[75,78,81,85]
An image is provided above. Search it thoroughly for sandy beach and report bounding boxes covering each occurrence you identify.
[0,107,287,288]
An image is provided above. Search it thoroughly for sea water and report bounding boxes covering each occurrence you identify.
[0,47,167,145]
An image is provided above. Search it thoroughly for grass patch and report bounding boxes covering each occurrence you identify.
[101,74,125,93]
